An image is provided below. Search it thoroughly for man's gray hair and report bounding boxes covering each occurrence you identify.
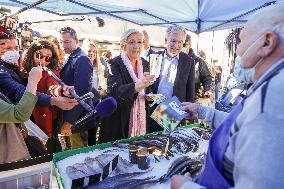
[273,23,284,42]
[252,4,284,43]
[165,25,186,41]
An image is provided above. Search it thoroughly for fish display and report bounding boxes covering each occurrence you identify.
[192,128,212,140]
[112,127,211,154]
[159,156,203,183]
[59,127,210,189]
[84,171,151,189]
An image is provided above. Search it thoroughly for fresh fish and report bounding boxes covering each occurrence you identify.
[192,128,211,140]
[118,178,159,189]
[66,163,95,180]
[124,180,159,189]
[160,156,202,182]
[112,141,130,149]
[113,177,154,189]
[132,139,165,150]
[84,157,103,172]
[84,171,150,189]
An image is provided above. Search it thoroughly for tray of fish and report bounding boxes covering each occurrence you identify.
[53,124,211,189]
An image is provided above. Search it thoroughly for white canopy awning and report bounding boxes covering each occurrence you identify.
[0,0,283,33]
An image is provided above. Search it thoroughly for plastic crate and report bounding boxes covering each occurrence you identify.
[0,155,53,189]
[53,124,201,189]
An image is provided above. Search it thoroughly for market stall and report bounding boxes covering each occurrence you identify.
[1,1,283,189]
[53,124,210,189]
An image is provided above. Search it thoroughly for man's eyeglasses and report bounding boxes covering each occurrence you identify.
[35,52,52,62]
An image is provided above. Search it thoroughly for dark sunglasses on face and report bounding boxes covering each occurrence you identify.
[35,52,52,62]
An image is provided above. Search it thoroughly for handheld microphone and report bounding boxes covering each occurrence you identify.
[71,97,117,133]
[42,66,94,112]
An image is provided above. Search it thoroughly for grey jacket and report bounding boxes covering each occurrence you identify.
[182,59,284,189]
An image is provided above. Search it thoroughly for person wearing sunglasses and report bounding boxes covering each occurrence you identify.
[23,40,64,153]
[0,33,77,112]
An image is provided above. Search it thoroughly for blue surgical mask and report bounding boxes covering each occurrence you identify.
[182,47,187,54]
[234,56,255,84]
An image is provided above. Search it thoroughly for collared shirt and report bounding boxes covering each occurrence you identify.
[157,52,179,98]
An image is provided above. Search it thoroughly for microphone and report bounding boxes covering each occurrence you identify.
[71,97,117,133]
[42,66,96,112]
[95,97,117,118]
[78,92,94,101]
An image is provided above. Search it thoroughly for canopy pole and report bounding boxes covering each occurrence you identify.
[196,33,200,53]
[8,0,62,16]
[24,17,85,24]
[7,0,47,18]
[210,31,215,65]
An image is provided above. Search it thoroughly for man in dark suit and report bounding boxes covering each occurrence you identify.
[58,27,94,149]
[183,34,212,101]
[147,26,195,132]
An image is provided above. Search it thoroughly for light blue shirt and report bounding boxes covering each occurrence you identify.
[157,53,179,98]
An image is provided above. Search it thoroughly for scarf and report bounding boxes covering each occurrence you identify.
[121,53,146,137]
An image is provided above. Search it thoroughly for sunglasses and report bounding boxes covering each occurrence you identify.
[35,52,52,62]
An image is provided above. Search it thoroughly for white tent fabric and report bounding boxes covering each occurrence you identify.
[0,0,284,33]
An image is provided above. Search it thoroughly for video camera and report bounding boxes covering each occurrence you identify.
[0,7,18,36]
[0,7,35,50]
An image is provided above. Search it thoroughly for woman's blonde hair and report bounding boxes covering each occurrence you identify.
[120,29,143,50]
[82,39,102,72]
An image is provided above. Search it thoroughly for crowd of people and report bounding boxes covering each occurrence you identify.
[0,3,283,189]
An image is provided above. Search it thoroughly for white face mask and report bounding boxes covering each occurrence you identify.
[3,50,20,64]
[234,56,255,84]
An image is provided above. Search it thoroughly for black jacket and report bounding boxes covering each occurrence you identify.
[59,48,93,125]
[188,49,212,93]
[149,50,196,103]
[98,55,149,143]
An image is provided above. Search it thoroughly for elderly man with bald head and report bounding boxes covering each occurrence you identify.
[171,4,284,189]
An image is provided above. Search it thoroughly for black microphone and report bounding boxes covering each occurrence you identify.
[42,66,95,112]
[71,97,117,133]
[77,92,94,101]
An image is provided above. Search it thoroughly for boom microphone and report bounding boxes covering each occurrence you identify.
[95,97,117,118]
[71,97,117,132]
